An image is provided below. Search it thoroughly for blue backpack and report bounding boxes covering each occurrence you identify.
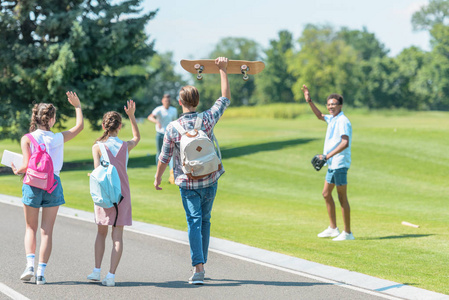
[89,143,123,226]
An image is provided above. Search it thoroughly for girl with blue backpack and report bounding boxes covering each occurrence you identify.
[86,100,140,287]
[12,91,84,285]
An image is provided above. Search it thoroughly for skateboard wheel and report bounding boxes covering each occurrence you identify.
[194,64,201,70]
[241,64,248,71]
[197,74,203,80]
[243,75,249,81]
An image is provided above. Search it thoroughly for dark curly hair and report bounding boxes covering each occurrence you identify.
[29,103,56,132]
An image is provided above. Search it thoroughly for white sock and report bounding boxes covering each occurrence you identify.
[26,254,35,268]
[106,272,115,279]
[93,268,101,273]
[37,263,47,276]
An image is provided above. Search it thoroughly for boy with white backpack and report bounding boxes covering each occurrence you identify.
[154,57,230,285]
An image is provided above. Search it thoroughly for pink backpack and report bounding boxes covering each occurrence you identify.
[23,133,58,193]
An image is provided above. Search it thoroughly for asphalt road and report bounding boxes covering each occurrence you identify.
[0,202,391,300]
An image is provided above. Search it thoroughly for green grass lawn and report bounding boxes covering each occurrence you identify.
[1,104,448,294]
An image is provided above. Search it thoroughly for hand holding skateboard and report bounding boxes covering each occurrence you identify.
[181,59,265,81]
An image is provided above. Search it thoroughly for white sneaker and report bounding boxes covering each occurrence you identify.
[188,270,205,285]
[317,226,340,238]
[36,276,46,285]
[87,271,101,281]
[20,266,34,281]
[102,277,115,287]
[332,231,355,241]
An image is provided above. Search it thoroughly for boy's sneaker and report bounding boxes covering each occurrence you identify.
[317,226,340,238]
[188,270,205,285]
[87,271,101,281]
[20,266,34,281]
[102,277,115,287]
[333,231,355,241]
[36,276,46,285]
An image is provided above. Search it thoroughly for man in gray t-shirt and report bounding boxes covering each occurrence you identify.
[147,94,177,183]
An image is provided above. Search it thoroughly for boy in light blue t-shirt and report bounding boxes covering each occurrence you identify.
[302,85,354,241]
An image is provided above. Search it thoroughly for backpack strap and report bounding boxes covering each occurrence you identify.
[97,143,110,165]
[194,113,203,130]
[25,133,45,152]
[171,121,186,135]
[211,133,222,160]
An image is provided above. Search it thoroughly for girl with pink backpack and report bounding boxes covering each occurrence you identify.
[12,91,84,285]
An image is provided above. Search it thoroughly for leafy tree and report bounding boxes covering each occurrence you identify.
[338,27,388,60]
[395,47,428,110]
[412,0,449,110]
[356,56,402,109]
[289,24,359,106]
[192,37,260,111]
[126,52,187,117]
[412,0,449,31]
[253,30,295,104]
[412,24,449,110]
[0,0,156,140]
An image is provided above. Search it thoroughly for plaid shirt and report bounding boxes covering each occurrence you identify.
[159,97,230,189]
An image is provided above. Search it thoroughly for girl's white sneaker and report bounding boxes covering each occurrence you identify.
[332,231,355,241]
[87,271,101,281]
[102,277,115,287]
[317,226,340,238]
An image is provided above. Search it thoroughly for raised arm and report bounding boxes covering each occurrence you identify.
[62,91,84,142]
[124,100,140,152]
[216,57,230,100]
[302,85,325,121]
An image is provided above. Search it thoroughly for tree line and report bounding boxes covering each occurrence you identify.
[1,0,448,141]
[192,0,449,112]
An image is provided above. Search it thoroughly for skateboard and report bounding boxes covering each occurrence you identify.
[180,59,265,81]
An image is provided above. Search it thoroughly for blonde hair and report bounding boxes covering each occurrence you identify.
[179,85,199,108]
[95,111,122,142]
[29,103,56,132]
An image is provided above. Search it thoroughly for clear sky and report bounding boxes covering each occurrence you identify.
[140,0,430,67]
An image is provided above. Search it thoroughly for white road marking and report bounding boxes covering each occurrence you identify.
[0,282,30,300]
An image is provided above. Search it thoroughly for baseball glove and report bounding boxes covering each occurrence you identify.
[311,154,327,171]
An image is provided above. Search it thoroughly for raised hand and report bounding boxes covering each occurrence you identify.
[301,85,311,103]
[124,100,136,117]
[66,91,81,108]
[215,57,228,70]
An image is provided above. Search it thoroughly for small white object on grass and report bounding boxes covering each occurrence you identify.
[402,221,419,228]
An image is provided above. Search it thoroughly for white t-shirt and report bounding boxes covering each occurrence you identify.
[151,106,178,134]
[30,129,64,176]
[323,112,352,169]
[98,137,128,170]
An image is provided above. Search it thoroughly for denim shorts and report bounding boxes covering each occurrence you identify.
[325,168,348,186]
[22,175,65,208]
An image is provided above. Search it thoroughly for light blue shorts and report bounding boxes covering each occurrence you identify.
[325,168,348,186]
[22,175,65,208]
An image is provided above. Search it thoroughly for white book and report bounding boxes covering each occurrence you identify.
[1,150,23,169]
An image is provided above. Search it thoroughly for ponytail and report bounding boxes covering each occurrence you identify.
[95,111,122,143]
[29,103,56,132]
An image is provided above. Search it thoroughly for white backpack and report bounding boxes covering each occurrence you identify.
[89,143,123,226]
[171,113,222,180]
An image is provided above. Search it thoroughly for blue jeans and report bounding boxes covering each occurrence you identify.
[156,132,172,168]
[180,183,218,266]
